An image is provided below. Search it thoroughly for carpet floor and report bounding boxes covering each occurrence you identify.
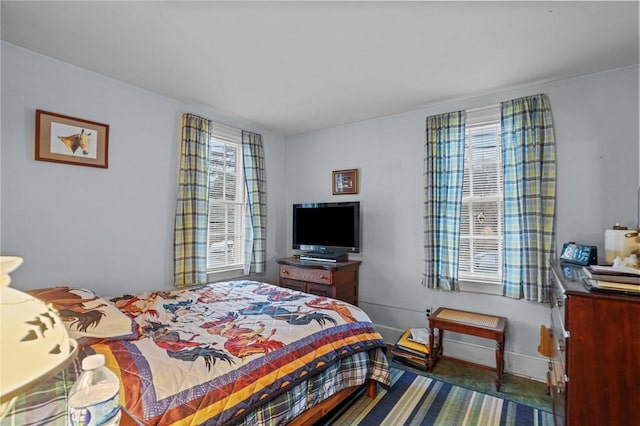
[386,354,552,413]
[327,367,554,426]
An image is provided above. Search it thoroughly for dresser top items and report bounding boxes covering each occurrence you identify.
[551,260,640,299]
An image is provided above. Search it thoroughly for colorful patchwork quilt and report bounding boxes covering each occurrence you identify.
[74,280,390,425]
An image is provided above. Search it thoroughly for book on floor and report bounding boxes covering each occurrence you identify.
[394,329,429,357]
[391,347,427,363]
[390,350,429,370]
[409,327,430,345]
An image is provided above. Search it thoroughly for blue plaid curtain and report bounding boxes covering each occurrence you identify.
[423,111,466,290]
[174,114,210,287]
[242,131,266,275]
[501,94,556,301]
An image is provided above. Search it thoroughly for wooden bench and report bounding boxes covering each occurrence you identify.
[426,307,507,391]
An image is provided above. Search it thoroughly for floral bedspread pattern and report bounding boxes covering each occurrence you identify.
[85,280,389,425]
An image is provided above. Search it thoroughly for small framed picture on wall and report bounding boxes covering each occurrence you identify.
[332,169,359,195]
[35,109,109,168]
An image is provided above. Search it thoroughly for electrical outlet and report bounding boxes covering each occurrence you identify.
[425,306,433,317]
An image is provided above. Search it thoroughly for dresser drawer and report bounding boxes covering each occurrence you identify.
[549,267,568,372]
[280,278,306,293]
[549,267,566,325]
[550,307,567,371]
[547,366,566,426]
[306,282,333,298]
[276,258,361,306]
[279,265,333,285]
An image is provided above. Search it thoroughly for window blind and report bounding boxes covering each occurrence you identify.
[459,105,503,284]
[207,124,246,272]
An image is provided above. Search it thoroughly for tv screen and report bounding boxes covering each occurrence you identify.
[292,202,360,253]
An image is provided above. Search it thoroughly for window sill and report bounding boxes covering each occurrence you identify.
[207,268,246,282]
[458,279,502,295]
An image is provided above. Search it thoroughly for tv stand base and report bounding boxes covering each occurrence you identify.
[299,251,348,262]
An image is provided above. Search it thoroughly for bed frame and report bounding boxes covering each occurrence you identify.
[289,379,377,425]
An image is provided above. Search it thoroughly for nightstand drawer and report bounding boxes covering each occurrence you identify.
[306,282,333,298]
[276,258,361,306]
[279,265,333,285]
[280,278,306,293]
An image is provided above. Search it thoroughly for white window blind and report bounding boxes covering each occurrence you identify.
[459,105,503,285]
[208,123,246,272]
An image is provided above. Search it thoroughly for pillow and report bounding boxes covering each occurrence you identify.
[27,286,139,346]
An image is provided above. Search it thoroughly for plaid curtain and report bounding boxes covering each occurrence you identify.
[501,94,556,301]
[242,130,266,275]
[174,114,210,287]
[423,111,466,290]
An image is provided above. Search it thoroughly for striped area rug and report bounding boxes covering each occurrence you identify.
[332,368,554,425]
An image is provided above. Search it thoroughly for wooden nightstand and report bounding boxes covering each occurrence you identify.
[276,257,361,305]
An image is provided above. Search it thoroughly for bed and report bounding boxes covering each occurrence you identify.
[4,280,390,425]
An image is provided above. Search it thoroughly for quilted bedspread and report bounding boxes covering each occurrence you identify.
[84,280,390,425]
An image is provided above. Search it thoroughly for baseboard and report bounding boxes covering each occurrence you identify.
[375,324,548,382]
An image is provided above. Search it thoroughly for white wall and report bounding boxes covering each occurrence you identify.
[286,66,639,380]
[1,42,288,295]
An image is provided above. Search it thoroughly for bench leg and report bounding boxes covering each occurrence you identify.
[426,327,436,371]
[426,328,443,372]
[495,335,505,391]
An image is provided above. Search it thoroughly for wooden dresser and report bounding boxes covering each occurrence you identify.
[276,257,360,306]
[547,260,640,426]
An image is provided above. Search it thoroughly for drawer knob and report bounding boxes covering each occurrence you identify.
[283,270,290,275]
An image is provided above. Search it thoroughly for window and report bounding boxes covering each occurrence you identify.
[208,124,245,272]
[458,106,503,288]
[424,96,555,299]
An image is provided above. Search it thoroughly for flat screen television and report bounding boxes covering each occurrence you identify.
[292,201,360,254]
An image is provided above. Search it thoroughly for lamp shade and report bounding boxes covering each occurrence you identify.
[0,257,78,404]
[0,256,22,287]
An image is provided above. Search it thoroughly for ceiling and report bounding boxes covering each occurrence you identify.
[1,1,638,137]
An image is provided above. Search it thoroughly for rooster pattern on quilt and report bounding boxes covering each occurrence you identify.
[113,280,362,370]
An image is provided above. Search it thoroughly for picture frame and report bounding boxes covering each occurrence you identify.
[332,169,359,195]
[35,110,109,168]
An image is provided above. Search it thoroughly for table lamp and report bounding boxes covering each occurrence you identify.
[0,256,78,418]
